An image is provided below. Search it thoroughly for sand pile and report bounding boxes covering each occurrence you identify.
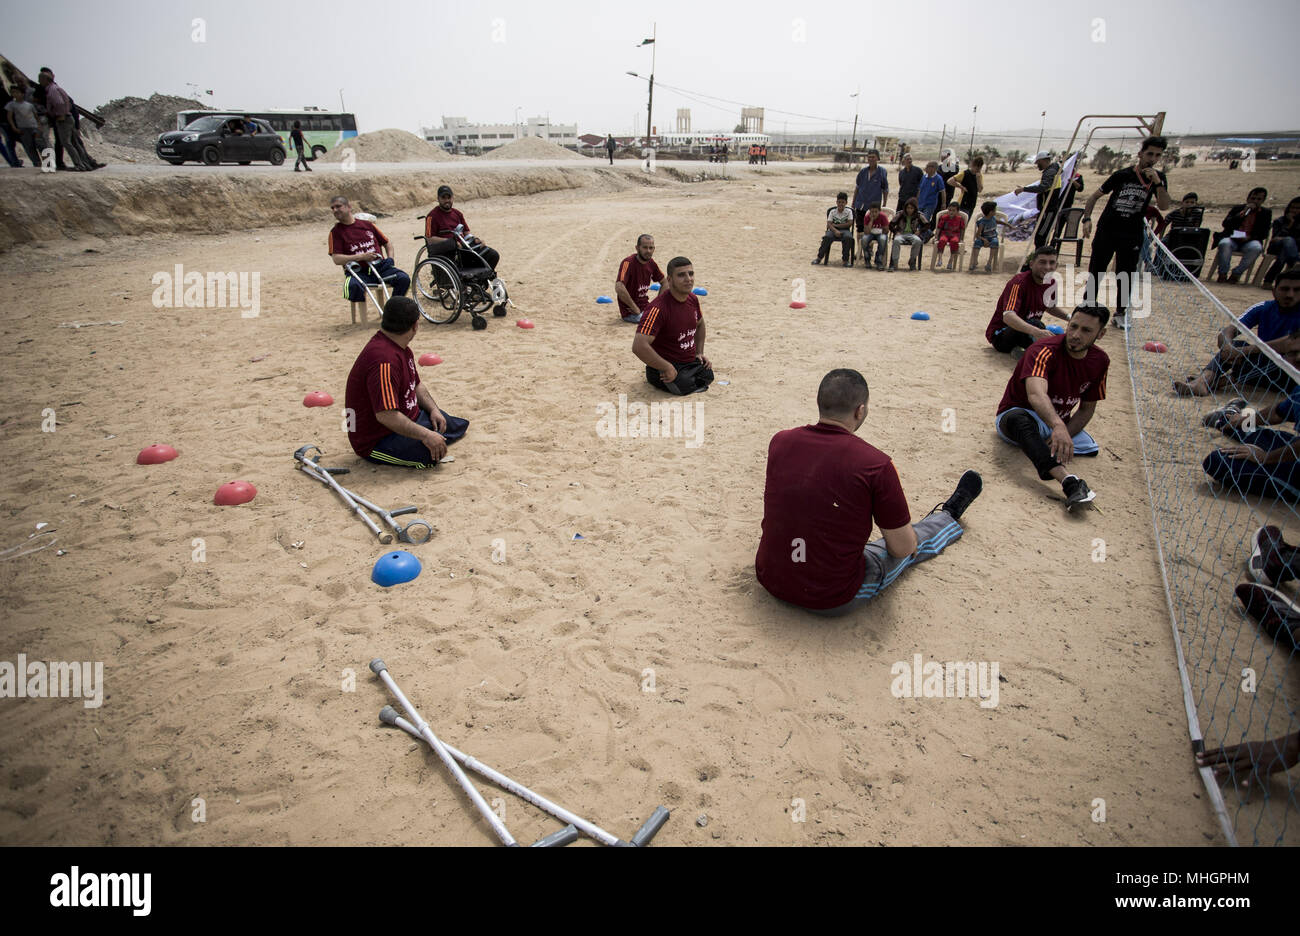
[481,136,585,161]
[319,129,455,163]
[95,94,204,149]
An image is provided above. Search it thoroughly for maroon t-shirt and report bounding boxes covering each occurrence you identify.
[345,331,420,457]
[616,254,664,316]
[426,206,469,239]
[755,423,912,610]
[636,290,702,364]
[328,219,389,258]
[985,271,1057,343]
[996,335,1109,422]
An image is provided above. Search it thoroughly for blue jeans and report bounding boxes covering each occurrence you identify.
[1214,238,1263,277]
[861,233,887,267]
[995,407,1098,480]
[0,124,19,167]
[344,257,410,301]
[1203,428,1300,501]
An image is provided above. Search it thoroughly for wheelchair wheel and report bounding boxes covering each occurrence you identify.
[471,314,488,331]
[413,257,463,325]
[465,282,494,316]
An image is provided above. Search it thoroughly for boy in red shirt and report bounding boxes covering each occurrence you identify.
[633,256,714,394]
[932,202,965,271]
[860,201,890,270]
[756,369,982,613]
[994,304,1111,509]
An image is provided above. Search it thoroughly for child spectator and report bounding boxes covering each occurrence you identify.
[860,201,890,270]
[932,203,965,271]
[969,201,1007,274]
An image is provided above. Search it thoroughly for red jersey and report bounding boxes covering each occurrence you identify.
[426,206,469,239]
[935,212,964,238]
[328,219,389,258]
[636,290,702,364]
[345,331,420,457]
[616,254,664,316]
[996,335,1109,423]
[755,424,912,610]
[864,211,890,233]
[985,271,1057,343]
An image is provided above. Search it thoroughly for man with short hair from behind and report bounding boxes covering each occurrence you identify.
[615,234,663,323]
[994,304,1111,510]
[755,368,982,614]
[345,296,468,469]
[633,256,713,394]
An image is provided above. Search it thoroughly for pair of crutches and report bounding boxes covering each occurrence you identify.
[294,445,433,545]
[371,659,670,847]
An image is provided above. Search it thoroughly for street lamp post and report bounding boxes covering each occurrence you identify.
[645,24,656,143]
[850,89,860,153]
[1037,110,1046,153]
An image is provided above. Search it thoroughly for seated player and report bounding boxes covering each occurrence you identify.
[615,234,663,324]
[1174,270,1300,396]
[814,192,854,267]
[345,296,468,469]
[755,368,982,615]
[984,246,1068,354]
[1201,350,1300,500]
[1163,192,1204,231]
[328,195,410,302]
[931,202,965,271]
[632,256,713,395]
[968,201,1007,274]
[424,184,500,271]
[888,198,929,271]
[994,305,1111,510]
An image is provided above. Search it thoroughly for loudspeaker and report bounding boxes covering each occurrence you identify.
[1158,227,1210,280]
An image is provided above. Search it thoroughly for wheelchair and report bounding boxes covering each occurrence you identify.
[411,224,509,330]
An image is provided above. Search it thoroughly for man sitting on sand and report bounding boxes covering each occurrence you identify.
[425,184,500,270]
[328,196,411,302]
[755,368,982,614]
[345,297,468,469]
[994,305,1110,510]
[615,234,663,324]
[633,256,713,394]
[985,246,1069,354]
[1174,270,1300,396]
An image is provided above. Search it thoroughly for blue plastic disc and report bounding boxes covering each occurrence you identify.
[692,287,708,296]
[1046,324,1065,335]
[596,295,613,304]
[372,550,422,587]
[910,311,930,321]
[648,283,660,291]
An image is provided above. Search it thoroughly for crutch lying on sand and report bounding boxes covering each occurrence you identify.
[296,445,391,544]
[295,445,434,544]
[380,706,671,847]
[371,659,519,846]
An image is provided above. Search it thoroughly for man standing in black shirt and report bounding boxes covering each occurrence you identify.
[291,120,311,171]
[1080,136,1172,330]
[896,153,922,211]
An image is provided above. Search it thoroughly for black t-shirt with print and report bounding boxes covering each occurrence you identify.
[1097,166,1167,241]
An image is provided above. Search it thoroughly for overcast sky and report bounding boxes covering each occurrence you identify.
[8,0,1298,141]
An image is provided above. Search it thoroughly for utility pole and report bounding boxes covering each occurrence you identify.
[339,89,346,112]
[968,105,977,155]
[850,89,860,153]
[1036,110,1046,153]
[645,23,656,143]
[938,124,946,158]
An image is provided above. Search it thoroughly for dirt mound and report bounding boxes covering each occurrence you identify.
[94,94,205,150]
[319,129,456,163]
[480,136,585,161]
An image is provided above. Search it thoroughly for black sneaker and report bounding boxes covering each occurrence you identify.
[1235,583,1300,651]
[1202,397,1247,430]
[1062,475,1096,509]
[1249,525,1283,585]
[932,470,982,521]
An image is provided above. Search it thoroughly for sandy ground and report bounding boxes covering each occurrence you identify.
[0,162,1296,846]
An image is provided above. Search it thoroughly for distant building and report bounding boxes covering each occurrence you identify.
[421,116,578,153]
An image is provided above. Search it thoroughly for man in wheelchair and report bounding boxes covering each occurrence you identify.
[424,184,501,276]
[328,195,410,302]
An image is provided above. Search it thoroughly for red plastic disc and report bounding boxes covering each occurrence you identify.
[214,481,257,506]
[517,319,535,329]
[418,353,443,366]
[303,391,334,407]
[1154,342,1168,353]
[790,301,807,309]
[137,444,179,465]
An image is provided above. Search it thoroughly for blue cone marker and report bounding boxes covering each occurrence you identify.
[910,311,930,321]
[692,287,708,296]
[372,550,422,587]
[1046,324,1064,335]
[596,295,613,304]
